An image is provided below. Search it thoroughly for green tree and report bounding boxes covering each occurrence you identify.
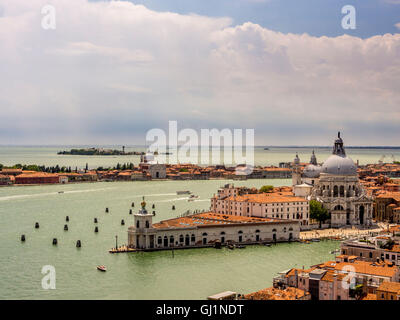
[309,200,330,228]
[260,185,274,193]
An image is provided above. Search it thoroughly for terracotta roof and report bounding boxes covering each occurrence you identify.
[226,193,307,204]
[318,260,398,278]
[244,287,308,300]
[362,293,377,300]
[377,282,400,294]
[152,212,295,229]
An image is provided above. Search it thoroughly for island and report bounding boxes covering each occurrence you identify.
[57,147,145,156]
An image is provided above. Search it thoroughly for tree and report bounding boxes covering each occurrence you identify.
[260,185,274,193]
[309,200,330,228]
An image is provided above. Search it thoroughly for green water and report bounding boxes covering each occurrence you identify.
[0,179,340,299]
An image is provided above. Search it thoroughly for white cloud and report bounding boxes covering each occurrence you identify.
[0,0,399,145]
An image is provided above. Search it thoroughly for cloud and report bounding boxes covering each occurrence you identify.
[396,22,400,29]
[0,0,399,145]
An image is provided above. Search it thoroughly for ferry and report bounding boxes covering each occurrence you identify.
[176,191,191,195]
[97,265,107,272]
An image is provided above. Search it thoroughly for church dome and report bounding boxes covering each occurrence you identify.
[321,132,357,175]
[303,164,322,178]
[321,155,357,175]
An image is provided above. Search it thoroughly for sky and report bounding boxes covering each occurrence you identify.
[0,0,399,146]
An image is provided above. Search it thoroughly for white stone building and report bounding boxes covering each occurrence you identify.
[128,198,300,250]
[293,132,373,228]
[211,184,310,229]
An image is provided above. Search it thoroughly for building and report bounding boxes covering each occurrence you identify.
[211,184,310,229]
[0,168,22,176]
[340,233,400,267]
[295,132,373,228]
[272,254,400,300]
[273,267,350,300]
[14,173,60,184]
[376,282,400,300]
[148,164,167,179]
[374,192,400,223]
[0,174,12,185]
[128,198,300,250]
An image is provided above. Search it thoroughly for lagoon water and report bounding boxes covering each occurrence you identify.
[0,178,341,300]
[0,145,397,299]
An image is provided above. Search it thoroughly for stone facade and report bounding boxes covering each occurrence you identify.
[128,199,300,250]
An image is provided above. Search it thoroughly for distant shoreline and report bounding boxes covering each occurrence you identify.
[1,145,400,149]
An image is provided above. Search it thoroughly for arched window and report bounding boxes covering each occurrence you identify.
[255,230,260,233]
[289,227,293,231]
[202,233,207,245]
[272,228,277,232]
[185,234,190,245]
[334,205,344,211]
[145,220,149,228]
[179,235,184,243]
[340,186,344,197]
[136,221,140,228]
[220,231,226,235]
[163,236,168,247]
[191,234,195,242]
[157,236,162,245]
[170,235,174,246]
[283,227,287,233]
[333,185,338,197]
[238,230,243,243]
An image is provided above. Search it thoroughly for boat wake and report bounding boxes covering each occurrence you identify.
[157,197,190,202]
[0,187,114,201]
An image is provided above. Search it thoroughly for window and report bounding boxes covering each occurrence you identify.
[179,235,184,243]
[157,236,162,245]
[136,221,140,228]
[145,220,149,228]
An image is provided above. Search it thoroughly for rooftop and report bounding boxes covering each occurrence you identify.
[151,212,295,230]
[225,193,308,204]
[244,286,308,300]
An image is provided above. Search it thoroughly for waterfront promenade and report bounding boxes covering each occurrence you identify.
[300,223,387,240]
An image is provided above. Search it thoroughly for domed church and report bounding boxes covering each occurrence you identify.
[293,132,373,228]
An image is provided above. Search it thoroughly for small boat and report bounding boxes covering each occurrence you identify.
[264,243,271,247]
[264,147,269,150]
[58,191,64,194]
[227,244,235,250]
[188,195,199,201]
[97,265,107,272]
[177,191,191,195]
[312,239,321,242]
[236,245,246,249]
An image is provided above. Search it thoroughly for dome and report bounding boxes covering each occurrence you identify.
[303,164,322,178]
[321,154,357,175]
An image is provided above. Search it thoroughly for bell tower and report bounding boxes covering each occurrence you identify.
[132,197,155,249]
[292,153,302,186]
[333,131,346,157]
